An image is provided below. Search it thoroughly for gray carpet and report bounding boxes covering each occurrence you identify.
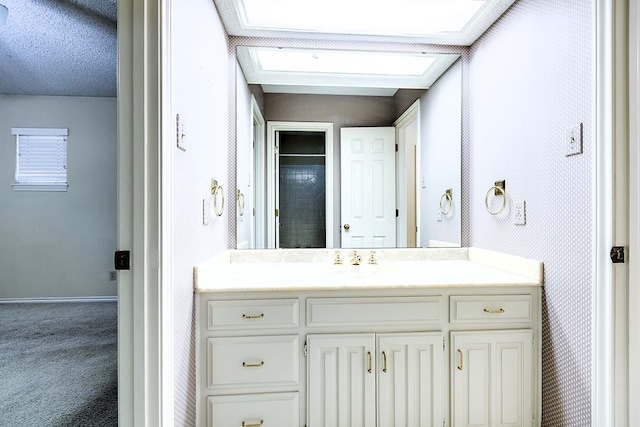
[0,302,117,426]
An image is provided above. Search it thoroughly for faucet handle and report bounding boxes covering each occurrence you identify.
[333,251,343,265]
[367,251,377,265]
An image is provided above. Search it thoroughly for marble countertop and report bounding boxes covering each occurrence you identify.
[194,247,543,293]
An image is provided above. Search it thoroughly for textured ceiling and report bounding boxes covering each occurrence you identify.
[0,0,117,97]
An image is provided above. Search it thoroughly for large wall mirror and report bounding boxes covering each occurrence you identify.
[235,45,462,250]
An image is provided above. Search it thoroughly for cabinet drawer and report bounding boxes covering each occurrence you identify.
[450,295,532,324]
[207,335,299,389]
[206,299,299,330]
[307,297,442,328]
[207,392,299,427]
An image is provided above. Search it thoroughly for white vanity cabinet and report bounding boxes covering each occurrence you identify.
[197,298,302,427]
[194,248,544,427]
[307,332,444,427]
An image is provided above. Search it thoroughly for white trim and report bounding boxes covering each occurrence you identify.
[394,99,421,248]
[118,0,163,425]
[628,1,639,425]
[594,0,629,425]
[160,0,175,424]
[252,95,266,249]
[266,121,334,248]
[0,296,117,303]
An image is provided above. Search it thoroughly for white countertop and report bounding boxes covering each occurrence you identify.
[194,248,543,293]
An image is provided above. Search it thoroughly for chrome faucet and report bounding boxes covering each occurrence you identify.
[367,251,377,265]
[351,251,362,265]
[333,251,343,265]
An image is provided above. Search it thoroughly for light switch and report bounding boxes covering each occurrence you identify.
[565,123,583,157]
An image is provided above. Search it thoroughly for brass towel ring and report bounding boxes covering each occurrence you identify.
[439,190,453,216]
[236,189,245,217]
[485,185,507,216]
[211,179,225,217]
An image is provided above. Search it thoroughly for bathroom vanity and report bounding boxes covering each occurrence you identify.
[194,248,543,427]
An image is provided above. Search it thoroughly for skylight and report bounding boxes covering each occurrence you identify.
[235,0,487,36]
[256,50,436,76]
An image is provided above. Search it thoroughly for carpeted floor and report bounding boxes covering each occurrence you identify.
[0,301,117,427]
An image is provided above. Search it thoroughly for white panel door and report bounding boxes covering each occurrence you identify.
[340,127,396,248]
[377,333,444,427]
[307,334,376,427]
[452,330,533,427]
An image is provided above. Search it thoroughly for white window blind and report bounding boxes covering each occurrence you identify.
[11,128,68,191]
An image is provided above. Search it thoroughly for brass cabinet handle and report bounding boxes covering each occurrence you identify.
[242,361,264,368]
[483,308,505,314]
[242,313,264,319]
[382,351,387,373]
[242,420,263,427]
[457,349,463,371]
[367,351,372,373]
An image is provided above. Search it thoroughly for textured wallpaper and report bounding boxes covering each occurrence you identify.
[465,0,594,425]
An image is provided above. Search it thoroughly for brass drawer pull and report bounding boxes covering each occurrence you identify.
[382,351,388,373]
[483,308,505,314]
[367,351,372,373]
[242,361,265,368]
[457,349,463,371]
[242,420,263,427]
[242,313,264,319]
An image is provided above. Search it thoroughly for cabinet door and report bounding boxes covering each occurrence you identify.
[378,333,444,427]
[451,330,533,427]
[307,334,376,427]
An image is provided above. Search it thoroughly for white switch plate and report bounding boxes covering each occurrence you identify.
[514,200,526,225]
[565,123,583,156]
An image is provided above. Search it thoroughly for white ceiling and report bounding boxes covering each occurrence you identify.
[0,0,117,97]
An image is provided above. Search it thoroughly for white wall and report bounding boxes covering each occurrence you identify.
[465,0,594,424]
[170,0,230,424]
[0,95,117,299]
[420,60,462,247]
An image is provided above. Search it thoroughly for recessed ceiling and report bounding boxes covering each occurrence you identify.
[227,0,516,96]
[237,46,460,96]
[216,0,517,45]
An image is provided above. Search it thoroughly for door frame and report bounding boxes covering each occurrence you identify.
[118,0,170,425]
[265,121,334,248]
[594,0,629,425]
[394,100,421,248]
[251,96,266,249]
[629,1,640,425]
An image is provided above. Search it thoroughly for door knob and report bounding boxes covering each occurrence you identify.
[343,224,350,230]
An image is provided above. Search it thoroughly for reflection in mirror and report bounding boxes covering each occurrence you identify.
[235,46,461,250]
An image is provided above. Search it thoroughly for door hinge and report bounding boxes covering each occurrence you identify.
[114,250,131,270]
[396,209,399,217]
[610,246,625,263]
[275,209,279,217]
[304,342,307,357]
[533,337,536,349]
[395,143,398,152]
[443,338,446,351]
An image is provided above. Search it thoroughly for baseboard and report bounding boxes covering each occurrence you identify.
[0,296,117,304]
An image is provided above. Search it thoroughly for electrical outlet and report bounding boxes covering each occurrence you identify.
[109,271,117,281]
[437,211,443,222]
[565,123,583,156]
[514,200,526,225]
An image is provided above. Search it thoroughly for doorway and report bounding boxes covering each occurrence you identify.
[278,131,327,248]
[266,122,335,248]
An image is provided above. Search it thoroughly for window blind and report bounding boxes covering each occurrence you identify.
[11,128,68,191]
